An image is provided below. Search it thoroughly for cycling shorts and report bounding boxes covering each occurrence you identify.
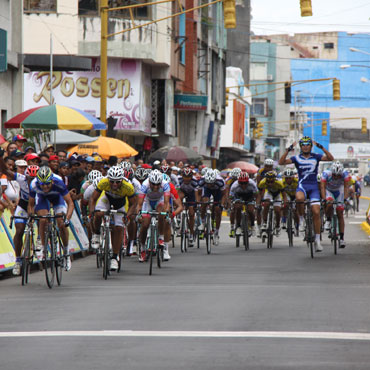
[14,205,28,225]
[35,193,67,214]
[263,192,282,207]
[297,183,320,204]
[96,194,127,227]
[326,188,344,210]
[202,187,223,203]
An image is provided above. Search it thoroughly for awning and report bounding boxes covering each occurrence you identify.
[24,54,92,71]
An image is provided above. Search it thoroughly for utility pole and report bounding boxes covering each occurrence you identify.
[100,0,108,136]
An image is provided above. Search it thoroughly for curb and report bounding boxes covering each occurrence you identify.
[361,221,370,236]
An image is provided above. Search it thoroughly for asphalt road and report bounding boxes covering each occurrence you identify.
[2,190,370,369]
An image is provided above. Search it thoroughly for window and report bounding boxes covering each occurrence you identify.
[179,12,186,65]
[250,63,267,81]
[324,43,334,49]
[24,0,56,12]
[78,0,151,19]
[251,98,268,117]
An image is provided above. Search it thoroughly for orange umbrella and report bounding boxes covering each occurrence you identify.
[67,136,138,159]
[227,161,259,174]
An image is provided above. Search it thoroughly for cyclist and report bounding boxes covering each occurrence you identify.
[257,171,287,236]
[0,153,39,275]
[177,167,199,246]
[161,164,179,187]
[135,166,149,184]
[197,169,227,246]
[279,136,334,252]
[320,162,350,248]
[229,172,258,236]
[90,166,137,271]
[256,159,274,236]
[225,168,241,237]
[281,168,299,233]
[136,169,171,262]
[28,166,74,271]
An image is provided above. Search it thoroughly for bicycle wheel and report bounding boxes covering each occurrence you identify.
[102,230,110,280]
[206,213,211,254]
[44,229,55,289]
[55,233,64,286]
[157,232,162,269]
[119,226,128,272]
[21,232,32,286]
[267,208,274,249]
[235,233,240,247]
[332,215,338,255]
[307,210,314,259]
[242,212,249,251]
[148,226,155,275]
[287,207,293,247]
[171,219,176,248]
[180,213,186,253]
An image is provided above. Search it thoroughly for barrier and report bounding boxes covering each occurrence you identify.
[0,207,89,274]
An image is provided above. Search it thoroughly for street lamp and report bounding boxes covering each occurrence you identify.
[340,64,370,69]
[349,47,370,56]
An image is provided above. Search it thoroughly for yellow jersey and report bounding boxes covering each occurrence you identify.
[282,178,298,197]
[258,178,285,196]
[96,177,135,208]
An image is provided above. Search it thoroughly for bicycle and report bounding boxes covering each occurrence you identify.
[285,201,296,247]
[302,200,315,259]
[180,201,193,253]
[141,211,168,275]
[328,201,340,255]
[96,208,127,280]
[261,200,280,249]
[232,199,254,251]
[10,215,38,286]
[199,201,218,254]
[37,213,67,289]
[194,204,202,249]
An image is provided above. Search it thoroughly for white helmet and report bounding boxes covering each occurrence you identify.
[204,169,216,183]
[107,166,124,181]
[93,177,102,188]
[264,158,274,166]
[283,168,294,177]
[230,168,241,179]
[88,170,102,183]
[331,163,343,175]
[149,169,163,184]
[201,167,209,176]
[214,169,220,176]
[120,161,132,171]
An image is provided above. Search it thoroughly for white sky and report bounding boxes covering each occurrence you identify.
[251,0,370,35]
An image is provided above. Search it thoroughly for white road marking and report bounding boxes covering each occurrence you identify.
[1,330,370,341]
[355,215,366,219]
[350,222,363,224]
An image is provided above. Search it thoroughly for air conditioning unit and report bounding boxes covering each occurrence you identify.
[267,74,273,81]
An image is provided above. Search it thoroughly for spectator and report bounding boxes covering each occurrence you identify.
[1,157,19,213]
[68,168,86,201]
[24,146,35,155]
[77,155,88,173]
[24,153,41,166]
[15,159,27,175]
[177,160,184,169]
[6,142,18,158]
[9,149,25,161]
[86,156,94,173]
[108,156,118,167]
[12,135,27,151]
[169,161,175,167]
[48,155,60,174]
[136,159,144,166]
[93,155,103,171]
[43,144,55,157]
[69,159,81,174]
[39,153,49,167]
[57,150,67,161]
[59,162,70,187]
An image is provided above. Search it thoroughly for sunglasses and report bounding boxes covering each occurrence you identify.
[40,182,52,187]
[109,180,121,184]
[300,143,312,146]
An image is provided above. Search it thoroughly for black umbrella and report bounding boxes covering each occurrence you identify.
[149,146,202,164]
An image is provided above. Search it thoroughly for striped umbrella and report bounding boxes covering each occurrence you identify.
[4,105,106,130]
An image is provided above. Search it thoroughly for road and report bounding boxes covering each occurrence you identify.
[1,190,370,369]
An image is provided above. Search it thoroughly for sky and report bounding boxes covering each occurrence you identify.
[251,0,370,35]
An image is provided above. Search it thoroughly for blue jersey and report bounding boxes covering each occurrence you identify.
[290,153,323,186]
[29,174,69,200]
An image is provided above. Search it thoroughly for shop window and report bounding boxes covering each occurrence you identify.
[24,0,57,12]
[251,98,268,117]
[78,0,151,19]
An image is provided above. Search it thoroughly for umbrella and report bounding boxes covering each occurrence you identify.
[54,130,97,145]
[149,146,202,164]
[4,105,106,130]
[67,136,138,159]
[227,161,259,174]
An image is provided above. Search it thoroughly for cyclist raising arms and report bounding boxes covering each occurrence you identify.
[279,137,334,252]
[28,166,74,271]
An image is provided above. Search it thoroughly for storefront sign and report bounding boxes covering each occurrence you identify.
[174,94,207,111]
[24,59,151,134]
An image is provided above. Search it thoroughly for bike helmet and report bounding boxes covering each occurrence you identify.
[36,166,53,184]
[214,169,220,176]
[107,166,124,181]
[264,158,274,166]
[201,167,209,176]
[283,168,294,177]
[135,167,147,181]
[88,170,102,183]
[25,165,39,178]
[204,169,216,184]
[149,169,163,184]
[299,136,312,146]
[93,177,102,189]
[124,168,134,181]
[182,167,193,177]
[238,172,249,183]
[161,165,170,174]
[120,161,132,171]
[265,171,277,180]
[331,163,343,175]
[162,174,171,183]
[230,168,241,179]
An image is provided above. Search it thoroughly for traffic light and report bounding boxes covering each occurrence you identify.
[284,82,291,104]
[223,0,236,29]
[362,118,367,134]
[300,0,312,17]
[322,120,327,136]
[333,79,340,100]
[250,117,256,129]
[255,120,264,138]
[225,88,230,107]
